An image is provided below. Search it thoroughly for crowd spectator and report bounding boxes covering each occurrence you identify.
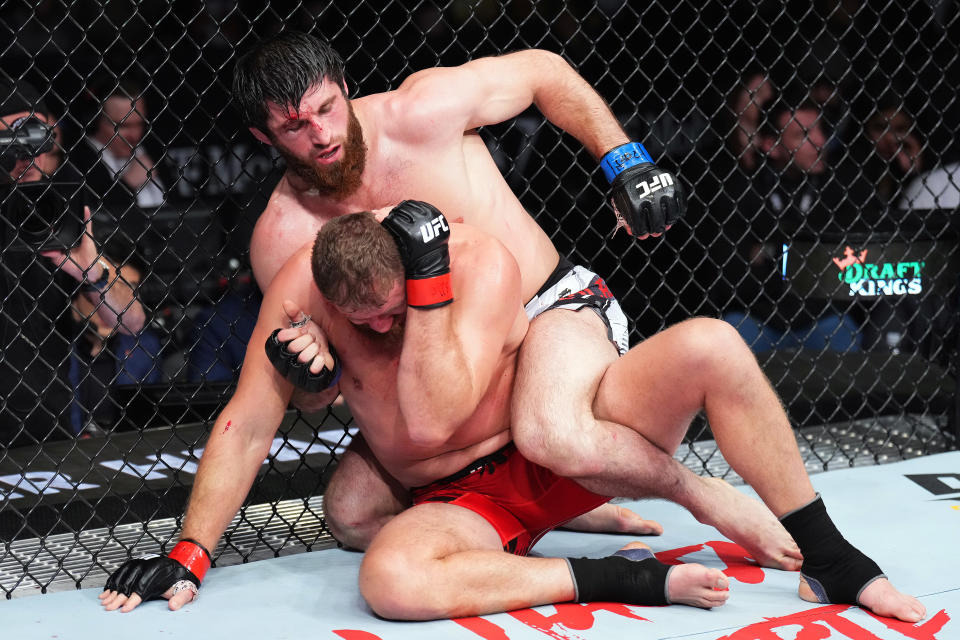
[1,79,150,445]
[68,256,163,435]
[725,71,776,171]
[834,98,926,221]
[713,93,862,353]
[899,161,960,210]
[72,78,166,213]
[186,278,261,384]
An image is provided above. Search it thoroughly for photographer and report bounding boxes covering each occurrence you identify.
[1,79,146,446]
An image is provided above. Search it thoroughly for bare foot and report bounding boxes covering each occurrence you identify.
[619,542,729,609]
[668,563,731,608]
[564,503,663,535]
[689,478,802,571]
[799,576,926,623]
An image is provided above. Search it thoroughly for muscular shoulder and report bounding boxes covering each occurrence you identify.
[374,66,483,144]
[263,244,318,311]
[250,183,322,289]
[450,223,521,303]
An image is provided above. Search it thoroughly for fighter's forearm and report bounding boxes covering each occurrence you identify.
[179,414,275,552]
[524,50,629,159]
[397,307,478,446]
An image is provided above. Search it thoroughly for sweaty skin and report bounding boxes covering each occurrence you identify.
[246,50,664,536]
[249,51,627,296]
[246,51,802,582]
[100,220,726,618]
[99,46,926,622]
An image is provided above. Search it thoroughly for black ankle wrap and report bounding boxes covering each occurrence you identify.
[567,549,671,605]
[779,495,885,605]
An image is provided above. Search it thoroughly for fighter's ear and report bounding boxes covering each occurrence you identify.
[250,127,272,146]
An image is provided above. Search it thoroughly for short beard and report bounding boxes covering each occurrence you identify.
[279,100,367,198]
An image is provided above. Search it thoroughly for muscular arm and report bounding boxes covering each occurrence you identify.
[395,49,628,159]
[178,260,312,551]
[397,234,524,446]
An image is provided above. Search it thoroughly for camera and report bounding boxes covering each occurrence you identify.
[0,116,55,173]
[0,180,85,252]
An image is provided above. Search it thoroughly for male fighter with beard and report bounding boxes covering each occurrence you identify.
[97,34,933,621]
[101,203,923,623]
[100,204,732,616]
[221,34,923,623]
[221,32,789,559]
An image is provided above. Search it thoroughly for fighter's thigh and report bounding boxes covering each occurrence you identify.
[513,308,619,435]
[360,502,503,590]
[593,317,730,454]
[324,433,409,526]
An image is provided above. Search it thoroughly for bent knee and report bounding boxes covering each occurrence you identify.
[323,491,381,551]
[672,317,755,371]
[359,551,409,619]
[359,551,439,620]
[512,427,609,479]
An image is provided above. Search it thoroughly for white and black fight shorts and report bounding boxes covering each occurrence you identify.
[524,257,629,356]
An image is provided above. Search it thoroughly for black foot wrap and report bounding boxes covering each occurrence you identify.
[779,495,885,605]
[264,329,342,393]
[568,548,671,605]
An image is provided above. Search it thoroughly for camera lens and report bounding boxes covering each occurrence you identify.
[0,181,83,251]
[9,185,59,242]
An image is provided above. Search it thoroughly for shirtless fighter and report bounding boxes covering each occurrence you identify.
[220,34,918,621]
[226,32,769,554]
[100,203,728,618]
[100,203,923,622]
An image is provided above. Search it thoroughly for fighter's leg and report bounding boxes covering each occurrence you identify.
[323,432,409,550]
[359,502,724,620]
[593,317,813,513]
[562,502,662,536]
[293,344,642,542]
[513,310,799,570]
[322,432,657,544]
[577,541,729,609]
[593,317,923,621]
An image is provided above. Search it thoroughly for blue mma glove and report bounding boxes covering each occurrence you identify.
[600,142,686,236]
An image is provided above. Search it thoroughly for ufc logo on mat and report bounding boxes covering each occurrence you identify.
[635,173,673,198]
[419,215,450,242]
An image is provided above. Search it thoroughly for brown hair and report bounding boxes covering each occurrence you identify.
[312,211,403,309]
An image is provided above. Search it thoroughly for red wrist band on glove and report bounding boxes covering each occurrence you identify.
[406,274,453,309]
[168,539,212,582]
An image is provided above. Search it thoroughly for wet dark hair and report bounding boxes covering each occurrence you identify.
[233,31,346,132]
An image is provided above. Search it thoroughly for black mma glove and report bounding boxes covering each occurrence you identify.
[381,200,453,309]
[103,539,211,602]
[265,329,342,393]
[600,142,686,237]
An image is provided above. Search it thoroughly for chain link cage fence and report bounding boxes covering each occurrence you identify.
[1,0,958,598]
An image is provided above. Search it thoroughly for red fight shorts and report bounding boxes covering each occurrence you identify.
[410,443,610,556]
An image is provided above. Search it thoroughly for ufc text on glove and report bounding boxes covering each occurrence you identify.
[381,200,454,309]
[600,142,686,237]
